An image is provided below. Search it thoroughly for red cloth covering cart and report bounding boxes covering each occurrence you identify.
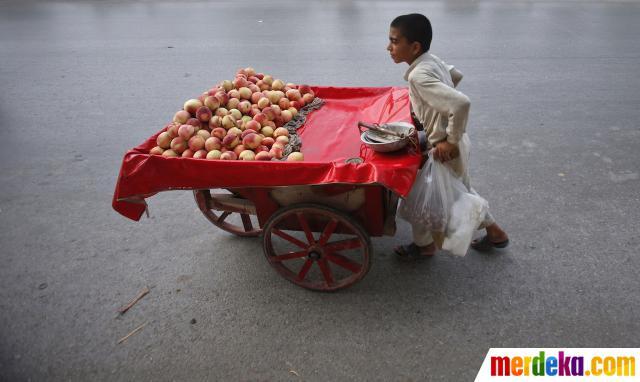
[113,86,421,291]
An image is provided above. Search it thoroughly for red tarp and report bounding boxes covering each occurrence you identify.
[112,86,422,221]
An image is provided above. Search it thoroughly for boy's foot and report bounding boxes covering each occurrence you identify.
[471,223,509,251]
[394,242,437,261]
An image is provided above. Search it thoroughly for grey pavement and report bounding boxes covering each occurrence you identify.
[1,1,639,381]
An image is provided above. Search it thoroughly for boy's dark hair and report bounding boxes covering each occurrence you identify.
[391,14,432,53]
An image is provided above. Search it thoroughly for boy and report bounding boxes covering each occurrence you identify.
[388,13,509,259]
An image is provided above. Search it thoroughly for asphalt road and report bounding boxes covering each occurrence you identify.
[1,1,639,381]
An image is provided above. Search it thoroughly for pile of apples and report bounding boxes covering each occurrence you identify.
[150,67,314,161]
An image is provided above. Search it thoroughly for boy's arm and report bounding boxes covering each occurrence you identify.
[410,72,470,145]
[450,67,463,88]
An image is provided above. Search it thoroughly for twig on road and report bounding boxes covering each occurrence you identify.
[118,286,150,315]
[117,322,147,344]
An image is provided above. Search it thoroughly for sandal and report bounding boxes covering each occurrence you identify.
[470,235,509,251]
[394,243,436,261]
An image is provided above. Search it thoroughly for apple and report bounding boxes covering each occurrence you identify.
[257,97,270,110]
[215,107,229,117]
[205,150,221,159]
[204,96,220,110]
[242,132,263,149]
[278,98,290,110]
[205,136,222,151]
[269,145,284,159]
[251,92,264,104]
[170,137,187,154]
[222,115,236,129]
[229,109,242,120]
[173,110,191,124]
[262,106,276,121]
[257,80,270,91]
[262,137,275,148]
[272,79,285,90]
[150,146,164,155]
[222,80,233,92]
[196,106,212,122]
[239,150,256,161]
[233,144,246,157]
[286,89,302,101]
[192,149,207,159]
[188,135,205,151]
[227,98,240,110]
[196,129,211,140]
[262,75,273,85]
[238,87,252,100]
[211,127,226,139]
[262,120,276,129]
[267,91,281,104]
[157,132,172,149]
[186,118,200,127]
[167,123,180,138]
[288,107,298,117]
[281,110,293,123]
[222,133,240,148]
[227,127,243,137]
[273,127,289,138]
[220,151,237,160]
[276,135,289,146]
[287,152,304,161]
[261,126,274,137]
[302,93,315,104]
[181,149,194,158]
[255,151,272,161]
[215,92,229,106]
[183,99,203,115]
[209,116,222,128]
[298,84,312,95]
[162,149,178,157]
[238,101,252,114]
[233,77,249,89]
[244,120,261,132]
[178,124,195,140]
[253,112,267,126]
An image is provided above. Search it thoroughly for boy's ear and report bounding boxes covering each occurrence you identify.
[411,41,422,56]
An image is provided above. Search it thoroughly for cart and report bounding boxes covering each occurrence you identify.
[113,86,422,291]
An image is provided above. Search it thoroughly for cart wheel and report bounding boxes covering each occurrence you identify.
[193,189,261,237]
[262,204,372,292]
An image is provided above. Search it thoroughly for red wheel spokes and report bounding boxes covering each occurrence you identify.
[272,250,308,262]
[296,212,315,244]
[240,214,253,231]
[317,258,334,286]
[297,259,314,281]
[318,218,338,246]
[326,252,362,274]
[273,229,308,249]
[218,211,231,223]
[323,238,363,252]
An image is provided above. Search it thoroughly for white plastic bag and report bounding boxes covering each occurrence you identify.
[399,134,488,256]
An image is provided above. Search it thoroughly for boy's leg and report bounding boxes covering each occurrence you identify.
[412,222,434,247]
[394,223,437,259]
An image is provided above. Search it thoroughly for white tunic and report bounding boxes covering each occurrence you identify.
[405,52,470,176]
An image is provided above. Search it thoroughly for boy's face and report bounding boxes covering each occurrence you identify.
[387,27,422,65]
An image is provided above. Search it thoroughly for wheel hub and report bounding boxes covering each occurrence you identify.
[308,250,322,260]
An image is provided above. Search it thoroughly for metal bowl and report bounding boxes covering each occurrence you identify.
[360,122,415,153]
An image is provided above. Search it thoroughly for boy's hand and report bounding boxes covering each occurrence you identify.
[433,141,460,162]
